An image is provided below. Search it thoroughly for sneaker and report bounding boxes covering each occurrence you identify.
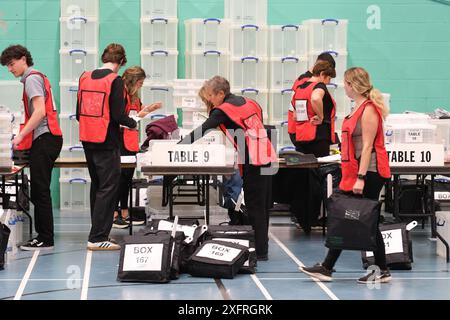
[300,263,333,282]
[357,269,392,284]
[87,239,121,251]
[20,239,54,251]
[112,218,129,229]
[125,216,145,226]
[257,254,268,261]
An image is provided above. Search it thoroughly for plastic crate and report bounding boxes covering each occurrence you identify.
[140,82,175,115]
[304,19,348,53]
[185,50,230,80]
[140,50,178,84]
[269,56,308,90]
[326,83,352,118]
[59,81,79,115]
[140,17,178,50]
[59,114,80,146]
[224,0,267,25]
[60,17,98,50]
[230,57,268,89]
[269,24,308,57]
[141,0,177,18]
[60,177,91,211]
[269,89,294,123]
[230,24,268,57]
[61,0,99,18]
[0,81,23,113]
[231,88,269,120]
[59,49,98,82]
[430,119,450,161]
[308,50,347,83]
[60,145,85,161]
[185,18,230,52]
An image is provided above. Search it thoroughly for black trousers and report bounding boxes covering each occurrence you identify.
[115,167,135,211]
[84,148,121,243]
[242,164,272,257]
[29,133,62,244]
[322,171,388,270]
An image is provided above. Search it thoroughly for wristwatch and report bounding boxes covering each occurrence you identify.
[357,174,366,180]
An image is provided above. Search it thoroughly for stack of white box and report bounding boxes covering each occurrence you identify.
[227,0,269,121]
[303,19,350,132]
[184,18,230,80]
[172,79,208,130]
[0,106,13,169]
[59,0,98,212]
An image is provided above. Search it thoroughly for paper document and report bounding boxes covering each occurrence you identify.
[121,156,137,163]
[317,154,341,163]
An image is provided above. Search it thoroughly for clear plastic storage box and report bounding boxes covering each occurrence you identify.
[230,24,269,57]
[141,17,178,50]
[231,88,269,120]
[60,17,98,50]
[230,57,268,89]
[59,114,80,146]
[0,81,23,112]
[61,0,99,18]
[59,82,79,115]
[224,0,267,25]
[59,49,98,82]
[269,56,308,90]
[141,82,175,115]
[269,89,294,123]
[308,50,347,83]
[430,119,450,161]
[384,114,436,145]
[141,50,178,84]
[304,19,348,53]
[270,25,308,57]
[326,83,352,118]
[185,50,230,80]
[141,0,177,18]
[60,177,91,211]
[185,18,230,52]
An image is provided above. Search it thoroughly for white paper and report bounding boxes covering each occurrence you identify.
[196,243,241,262]
[122,244,163,271]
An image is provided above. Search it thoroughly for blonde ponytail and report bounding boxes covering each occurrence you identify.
[369,88,389,119]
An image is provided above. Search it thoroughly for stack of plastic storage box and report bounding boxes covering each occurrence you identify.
[268,24,308,151]
[172,79,207,130]
[384,113,437,146]
[303,19,350,134]
[59,0,97,212]
[0,106,13,170]
[227,0,269,121]
[0,81,23,137]
[184,18,230,80]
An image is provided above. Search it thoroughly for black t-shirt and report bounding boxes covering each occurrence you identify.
[76,69,137,150]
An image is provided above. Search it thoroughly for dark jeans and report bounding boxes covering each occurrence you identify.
[29,133,62,244]
[322,171,388,270]
[242,164,272,257]
[84,148,121,243]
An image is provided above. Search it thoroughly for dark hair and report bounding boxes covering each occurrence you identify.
[0,45,34,66]
[312,60,336,78]
[101,43,127,66]
[316,52,336,69]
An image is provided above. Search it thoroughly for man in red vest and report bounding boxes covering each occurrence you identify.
[77,44,137,250]
[1,45,63,250]
[180,76,277,260]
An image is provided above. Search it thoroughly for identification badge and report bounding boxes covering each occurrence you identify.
[129,110,138,117]
[295,100,308,122]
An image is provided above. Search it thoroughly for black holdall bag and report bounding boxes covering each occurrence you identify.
[326,193,381,251]
[187,240,249,279]
[361,221,416,270]
[117,230,174,283]
[205,224,256,274]
[0,222,11,270]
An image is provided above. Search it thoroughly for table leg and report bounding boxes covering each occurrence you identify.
[129,180,133,236]
[205,175,210,225]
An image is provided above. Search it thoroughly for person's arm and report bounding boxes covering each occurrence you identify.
[310,87,325,125]
[353,106,379,194]
[110,77,137,129]
[12,96,46,149]
[178,109,227,144]
[137,102,162,118]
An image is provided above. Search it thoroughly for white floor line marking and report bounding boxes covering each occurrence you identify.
[80,250,92,300]
[14,250,40,300]
[250,274,273,300]
[269,232,339,301]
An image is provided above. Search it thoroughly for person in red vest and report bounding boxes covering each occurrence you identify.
[112,66,161,229]
[300,67,392,284]
[1,45,63,250]
[179,76,276,260]
[76,44,137,250]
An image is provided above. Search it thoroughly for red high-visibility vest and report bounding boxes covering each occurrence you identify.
[77,71,117,143]
[215,98,277,169]
[339,100,391,192]
[290,81,336,143]
[18,70,62,150]
[288,74,311,134]
[123,89,141,152]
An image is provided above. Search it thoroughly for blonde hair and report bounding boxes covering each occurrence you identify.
[344,67,389,119]
[122,66,146,104]
[198,84,214,113]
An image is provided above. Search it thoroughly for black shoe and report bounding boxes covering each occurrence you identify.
[125,216,145,226]
[300,263,333,282]
[112,218,129,229]
[357,269,392,284]
[20,239,54,251]
[257,254,268,261]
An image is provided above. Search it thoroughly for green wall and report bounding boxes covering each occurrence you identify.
[1,0,450,206]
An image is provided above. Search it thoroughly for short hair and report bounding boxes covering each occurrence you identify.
[312,60,336,78]
[316,52,336,69]
[0,45,34,66]
[204,76,230,96]
[101,43,127,66]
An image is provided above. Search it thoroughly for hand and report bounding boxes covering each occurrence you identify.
[12,134,23,150]
[352,178,365,195]
[310,115,323,126]
[144,102,162,113]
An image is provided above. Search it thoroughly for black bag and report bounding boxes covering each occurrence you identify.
[0,223,11,270]
[117,230,174,283]
[187,240,249,279]
[326,193,381,251]
[204,225,256,274]
[361,223,414,270]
